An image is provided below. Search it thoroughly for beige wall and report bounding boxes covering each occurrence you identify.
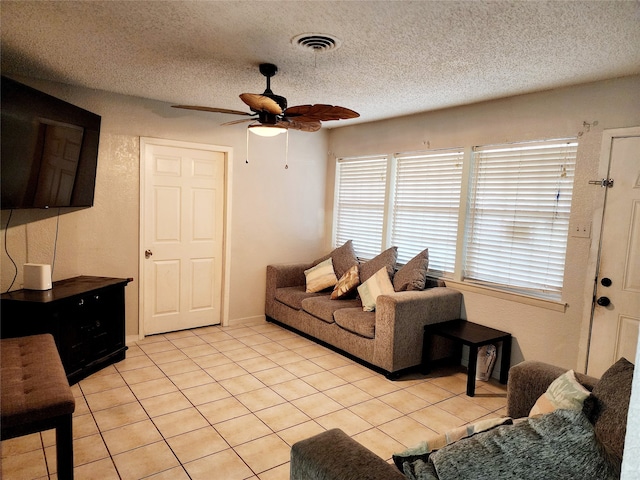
[3,75,639,370]
[327,75,640,371]
[1,77,329,337]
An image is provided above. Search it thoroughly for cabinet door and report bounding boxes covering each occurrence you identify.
[85,285,126,364]
[60,297,92,377]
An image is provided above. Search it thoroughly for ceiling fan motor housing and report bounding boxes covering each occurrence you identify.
[258,63,287,110]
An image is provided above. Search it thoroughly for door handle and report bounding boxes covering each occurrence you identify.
[145,250,153,259]
[596,296,610,307]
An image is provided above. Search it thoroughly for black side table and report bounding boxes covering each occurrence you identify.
[422,319,512,396]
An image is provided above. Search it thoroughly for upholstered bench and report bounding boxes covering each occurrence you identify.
[1,334,76,479]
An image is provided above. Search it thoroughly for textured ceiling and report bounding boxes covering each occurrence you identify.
[2,1,639,128]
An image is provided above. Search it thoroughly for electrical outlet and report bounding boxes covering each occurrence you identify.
[572,222,591,238]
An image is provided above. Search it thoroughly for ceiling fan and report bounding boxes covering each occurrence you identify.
[172,63,359,134]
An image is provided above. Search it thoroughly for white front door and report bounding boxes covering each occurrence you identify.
[141,138,230,335]
[587,131,640,377]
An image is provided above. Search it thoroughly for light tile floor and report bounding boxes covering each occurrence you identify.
[1,319,507,480]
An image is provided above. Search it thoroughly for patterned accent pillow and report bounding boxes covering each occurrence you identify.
[393,248,429,292]
[330,265,360,300]
[357,267,394,312]
[529,369,591,417]
[304,258,338,293]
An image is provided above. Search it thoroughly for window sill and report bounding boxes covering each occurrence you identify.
[443,280,567,313]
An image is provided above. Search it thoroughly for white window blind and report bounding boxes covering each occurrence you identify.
[334,155,388,259]
[464,139,578,297]
[392,149,463,276]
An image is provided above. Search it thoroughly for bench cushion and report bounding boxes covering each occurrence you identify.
[1,334,75,430]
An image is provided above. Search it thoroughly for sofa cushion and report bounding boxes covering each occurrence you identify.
[302,296,362,324]
[305,258,338,293]
[313,240,359,279]
[358,267,395,312]
[393,248,429,292]
[359,246,398,284]
[529,369,591,417]
[331,265,360,300]
[334,308,376,339]
[275,286,326,310]
[590,357,633,470]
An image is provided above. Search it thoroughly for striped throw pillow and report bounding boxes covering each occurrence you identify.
[357,267,394,311]
[304,258,338,293]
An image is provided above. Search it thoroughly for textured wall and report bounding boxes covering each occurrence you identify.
[328,75,640,372]
[0,77,329,336]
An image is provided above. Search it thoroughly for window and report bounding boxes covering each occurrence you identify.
[333,137,578,301]
[335,149,463,273]
[392,149,463,274]
[464,139,577,297]
[334,155,388,260]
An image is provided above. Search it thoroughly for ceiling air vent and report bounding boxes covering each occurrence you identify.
[292,33,342,53]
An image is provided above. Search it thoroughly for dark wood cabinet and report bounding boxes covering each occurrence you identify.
[1,276,131,384]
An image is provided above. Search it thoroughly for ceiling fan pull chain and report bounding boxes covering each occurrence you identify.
[246,128,250,164]
[285,130,289,169]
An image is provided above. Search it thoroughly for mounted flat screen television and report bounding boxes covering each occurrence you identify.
[1,76,101,209]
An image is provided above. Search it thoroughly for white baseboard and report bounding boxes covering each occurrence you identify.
[226,315,266,327]
[126,334,142,346]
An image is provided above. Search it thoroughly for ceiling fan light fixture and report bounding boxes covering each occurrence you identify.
[248,125,287,137]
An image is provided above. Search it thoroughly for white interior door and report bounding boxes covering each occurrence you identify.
[141,138,228,335]
[587,132,640,377]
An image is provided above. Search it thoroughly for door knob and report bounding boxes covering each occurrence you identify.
[596,296,610,307]
[600,277,612,287]
[145,250,153,259]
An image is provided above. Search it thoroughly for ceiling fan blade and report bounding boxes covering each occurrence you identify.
[277,119,322,133]
[172,105,252,116]
[284,104,360,122]
[239,93,283,115]
[221,118,256,126]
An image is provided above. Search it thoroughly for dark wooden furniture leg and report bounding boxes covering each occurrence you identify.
[467,345,479,396]
[421,325,433,375]
[500,335,512,385]
[56,413,74,480]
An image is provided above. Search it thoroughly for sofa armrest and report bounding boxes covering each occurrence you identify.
[506,361,598,418]
[373,287,463,373]
[265,262,314,318]
[267,263,313,289]
[290,428,405,480]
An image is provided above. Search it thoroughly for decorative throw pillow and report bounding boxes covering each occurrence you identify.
[393,248,429,292]
[392,416,513,472]
[357,267,394,312]
[359,246,398,284]
[529,369,591,417]
[330,264,360,300]
[304,258,338,293]
[312,240,359,280]
[589,357,634,469]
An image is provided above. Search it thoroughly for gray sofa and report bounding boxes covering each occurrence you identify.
[265,244,463,378]
[290,358,633,480]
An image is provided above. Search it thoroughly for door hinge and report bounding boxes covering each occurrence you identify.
[588,178,614,188]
